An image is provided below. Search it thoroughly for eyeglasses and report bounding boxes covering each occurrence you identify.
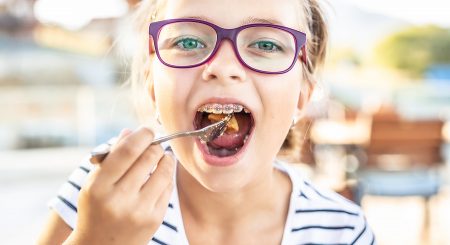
[149,18,307,74]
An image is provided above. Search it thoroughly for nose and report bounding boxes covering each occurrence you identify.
[201,40,247,83]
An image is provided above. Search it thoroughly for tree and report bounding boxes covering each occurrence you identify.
[374,25,450,77]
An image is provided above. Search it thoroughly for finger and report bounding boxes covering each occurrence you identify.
[116,128,133,144]
[140,153,176,204]
[135,175,173,227]
[98,126,156,182]
[116,144,164,189]
[152,179,174,218]
[91,128,132,166]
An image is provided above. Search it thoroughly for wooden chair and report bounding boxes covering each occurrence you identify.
[355,110,445,232]
[366,113,443,170]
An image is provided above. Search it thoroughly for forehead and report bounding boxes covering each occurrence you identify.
[163,0,303,30]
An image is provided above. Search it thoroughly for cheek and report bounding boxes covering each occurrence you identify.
[152,64,196,128]
[260,74,302,118]
[282,68,303,110]
[153,71,176,110]
[267,88,299,130]
[153,63,182,103]
[262,75,301,142]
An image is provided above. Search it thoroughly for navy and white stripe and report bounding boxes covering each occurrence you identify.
[49,152,375,244]
[280,161,375,245]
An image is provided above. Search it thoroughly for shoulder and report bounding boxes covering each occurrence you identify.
[275,161,376,244]
[47,153,95,229]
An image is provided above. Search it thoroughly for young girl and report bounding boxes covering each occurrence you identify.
[38,0,375,244]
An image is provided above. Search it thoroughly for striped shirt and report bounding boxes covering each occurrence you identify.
[49,155,375,245]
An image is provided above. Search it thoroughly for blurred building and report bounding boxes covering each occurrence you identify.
[0,0,137,150]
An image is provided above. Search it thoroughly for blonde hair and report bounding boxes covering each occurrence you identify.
[125,0,328,125]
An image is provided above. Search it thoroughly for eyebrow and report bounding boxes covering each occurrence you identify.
[179,15,284,26]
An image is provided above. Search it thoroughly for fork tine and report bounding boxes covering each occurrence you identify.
[204,114,232,142]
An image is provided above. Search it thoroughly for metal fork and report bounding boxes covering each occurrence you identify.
[89,114,232,164]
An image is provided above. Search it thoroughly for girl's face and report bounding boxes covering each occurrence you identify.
[152,0,305,192]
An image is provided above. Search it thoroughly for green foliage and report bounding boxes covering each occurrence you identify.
[329,47,362,66]
[375,25,450,77]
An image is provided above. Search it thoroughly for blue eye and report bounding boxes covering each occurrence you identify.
[174,38,206,50]
[249,40,283,52]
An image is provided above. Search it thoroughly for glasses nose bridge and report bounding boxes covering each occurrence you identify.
[215,27,239,52]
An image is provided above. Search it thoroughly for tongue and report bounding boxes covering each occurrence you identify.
[201,113,251,149]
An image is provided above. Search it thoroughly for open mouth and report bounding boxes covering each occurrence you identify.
[194,103,254,158]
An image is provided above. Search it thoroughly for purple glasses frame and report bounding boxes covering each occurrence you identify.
[149,18,307,74]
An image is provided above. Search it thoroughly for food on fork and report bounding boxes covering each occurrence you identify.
[208,113,239,133]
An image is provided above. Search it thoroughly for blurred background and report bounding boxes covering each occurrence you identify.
[0,0,449,244]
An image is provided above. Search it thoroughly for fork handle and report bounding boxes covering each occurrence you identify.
[89,131,199,164]
[150,130,198,145]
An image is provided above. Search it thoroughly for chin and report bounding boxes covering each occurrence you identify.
[190,145,264,193]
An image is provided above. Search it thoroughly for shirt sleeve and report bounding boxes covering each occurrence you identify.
[349,212,376,245]
[47,154,94,230]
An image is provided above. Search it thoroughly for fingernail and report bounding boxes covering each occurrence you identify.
[119,128,132,137]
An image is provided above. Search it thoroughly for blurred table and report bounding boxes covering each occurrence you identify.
[310,118,371,146]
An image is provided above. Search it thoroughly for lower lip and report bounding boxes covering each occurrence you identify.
[194,128,254,167]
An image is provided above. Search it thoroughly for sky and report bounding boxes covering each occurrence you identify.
[33,0,450,30]
[342,0,450,27]
[34,0,129,30]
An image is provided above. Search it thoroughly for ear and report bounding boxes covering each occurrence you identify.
[146,76,156,104]
[297,79,314,110]
[293,80,314,125]
[144,61,156,103]
[146,36,156,102]
[297,46,310,110]
[300,45,307,65]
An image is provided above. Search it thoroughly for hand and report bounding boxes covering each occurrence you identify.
[64,127,176,245]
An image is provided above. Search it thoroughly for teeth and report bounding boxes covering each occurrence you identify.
[243,134,249,144]
[233,104,243,113]
[213,104,222,114]
[204,104,214,113]
[197,104,215,113]
[197,103,248,114]
[223,104,234,114]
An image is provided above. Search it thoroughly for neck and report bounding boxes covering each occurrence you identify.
[176,162,292,228]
